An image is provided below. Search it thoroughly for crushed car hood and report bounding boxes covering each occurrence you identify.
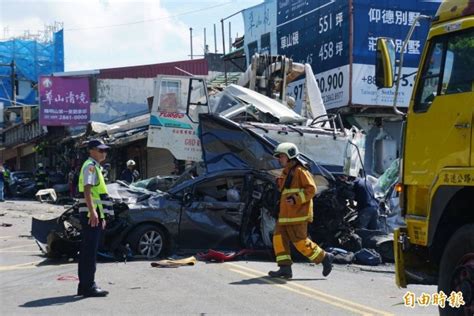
[107,182,171,210]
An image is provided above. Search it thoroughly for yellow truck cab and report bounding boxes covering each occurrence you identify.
[376,0,473,314]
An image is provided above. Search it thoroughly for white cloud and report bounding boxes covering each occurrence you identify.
[0,0,205,71]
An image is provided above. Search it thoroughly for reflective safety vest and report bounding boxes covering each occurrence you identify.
[277,161,317,225]
[78,158,113,219]
[3,169,10,184]
[35,169,48,187]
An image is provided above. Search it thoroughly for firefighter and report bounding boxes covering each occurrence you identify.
[76,139,112,297]
[35,163,48,190]
[268,142,334,279]
[353,177,380,230]
[339,175,380,230]
[119,159,140,184]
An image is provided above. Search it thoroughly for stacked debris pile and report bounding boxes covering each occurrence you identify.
[309,178,394,265]
[310,178,360,251]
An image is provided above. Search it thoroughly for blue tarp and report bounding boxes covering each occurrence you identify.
[0,30,64,106]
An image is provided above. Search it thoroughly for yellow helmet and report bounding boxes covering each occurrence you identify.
[273,142,299,159]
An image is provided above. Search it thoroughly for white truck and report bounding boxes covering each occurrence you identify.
[147,57,365,176]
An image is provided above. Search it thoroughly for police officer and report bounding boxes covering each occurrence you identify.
[76,139,112,297]
[268,142,334,279]
[35,163,48,190]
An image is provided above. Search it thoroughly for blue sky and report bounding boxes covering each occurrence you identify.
[0,0,263,71]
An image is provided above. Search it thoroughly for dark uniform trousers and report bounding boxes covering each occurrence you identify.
[78,211,103,290]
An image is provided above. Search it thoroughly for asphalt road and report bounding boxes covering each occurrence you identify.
[0,200,440,315]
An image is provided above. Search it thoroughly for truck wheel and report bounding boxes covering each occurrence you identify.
[127,224,166,259]
[438,224,474,316]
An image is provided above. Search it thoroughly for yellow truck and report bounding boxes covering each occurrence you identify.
[376,0,473,314]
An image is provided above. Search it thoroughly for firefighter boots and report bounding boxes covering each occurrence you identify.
[268,265,293,279]
[322,252,334,277]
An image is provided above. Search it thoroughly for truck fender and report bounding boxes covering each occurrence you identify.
[428,185,463,246]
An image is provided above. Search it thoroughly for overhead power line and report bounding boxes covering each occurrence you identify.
[66,2,233,31]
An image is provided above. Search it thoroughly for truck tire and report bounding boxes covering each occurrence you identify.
[127,224,166,259]
[438,224,474,316]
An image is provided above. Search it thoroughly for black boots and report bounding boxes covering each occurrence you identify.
[77,286,109,297]
[269,253,333,279]
[268,265,293,279]
[322,252,334,277]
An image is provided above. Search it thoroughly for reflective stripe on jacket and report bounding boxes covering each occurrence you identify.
[278,161,317,225]
[78,158,111,219]
[35,170,48,186]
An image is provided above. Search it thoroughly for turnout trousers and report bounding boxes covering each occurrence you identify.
[273,223,325,266]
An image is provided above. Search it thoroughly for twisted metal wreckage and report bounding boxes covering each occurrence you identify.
[32,55,398,265]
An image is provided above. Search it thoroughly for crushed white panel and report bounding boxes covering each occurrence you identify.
[304,63,326,120]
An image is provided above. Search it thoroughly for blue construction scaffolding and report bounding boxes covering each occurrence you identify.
[0,29,64,106]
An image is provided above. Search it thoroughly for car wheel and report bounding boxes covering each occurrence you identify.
[127,224,166,259]
[438,224,474,316]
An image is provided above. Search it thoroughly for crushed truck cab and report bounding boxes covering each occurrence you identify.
[147,72,365,177]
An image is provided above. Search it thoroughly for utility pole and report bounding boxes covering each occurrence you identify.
[11,60,15,106]
[189,27,193,60]
[204,27,207,55]
[213,24,217,53]
[221,19,227,85]
[228,22,232,52]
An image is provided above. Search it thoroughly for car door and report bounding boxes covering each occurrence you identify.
[178,175,246,250]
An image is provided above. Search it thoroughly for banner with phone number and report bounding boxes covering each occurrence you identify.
[277,0,350,108]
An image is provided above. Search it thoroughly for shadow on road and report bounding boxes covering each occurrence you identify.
[35,258,76,266]
[230,275,326,285]
[20,295,83,308]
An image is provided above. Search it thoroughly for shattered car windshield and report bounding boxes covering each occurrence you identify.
[213,92,242,114]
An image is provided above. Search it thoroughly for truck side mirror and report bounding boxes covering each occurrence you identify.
[375,38,396,88]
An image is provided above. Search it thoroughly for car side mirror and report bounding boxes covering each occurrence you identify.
[183,192,193,205]
[375,37,396,88]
